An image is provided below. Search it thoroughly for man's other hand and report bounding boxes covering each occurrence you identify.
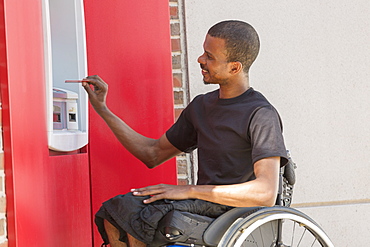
[131,184,194,204]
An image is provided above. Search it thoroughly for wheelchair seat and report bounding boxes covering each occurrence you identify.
[152,207,261,247]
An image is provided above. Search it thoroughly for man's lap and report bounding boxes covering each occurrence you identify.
[95,192,232,245]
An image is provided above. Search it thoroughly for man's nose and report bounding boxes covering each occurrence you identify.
[198,53,206,64]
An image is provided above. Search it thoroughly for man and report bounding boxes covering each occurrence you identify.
[83,20,288,247]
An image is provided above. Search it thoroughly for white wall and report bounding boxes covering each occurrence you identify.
[184,1,370,245]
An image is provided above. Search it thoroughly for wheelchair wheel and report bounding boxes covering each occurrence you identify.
[218,206,334,247]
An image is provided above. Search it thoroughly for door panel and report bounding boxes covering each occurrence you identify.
[0,0,92,246]
[84,1,177,246]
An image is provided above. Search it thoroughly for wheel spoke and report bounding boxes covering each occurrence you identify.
[310,238,317,247]
[297,228,307,246]
[258,225,264,246]
[250,233,258,247]
[291,221,296,246]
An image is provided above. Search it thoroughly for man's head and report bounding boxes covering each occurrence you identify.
[207,20,260,74]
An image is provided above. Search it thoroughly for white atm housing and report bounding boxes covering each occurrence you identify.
[42,0,88,152]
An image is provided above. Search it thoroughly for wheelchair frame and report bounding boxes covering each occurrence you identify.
[159,154,334,247]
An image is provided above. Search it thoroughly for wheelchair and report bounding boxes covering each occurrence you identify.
[152,153,334,247]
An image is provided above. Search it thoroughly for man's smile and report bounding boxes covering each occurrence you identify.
[200,65,209,75]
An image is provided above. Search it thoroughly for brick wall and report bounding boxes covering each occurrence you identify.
[169,0,194,185]
[0,103,7,246]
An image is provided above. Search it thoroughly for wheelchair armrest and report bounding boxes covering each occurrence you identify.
[203,207,262,246]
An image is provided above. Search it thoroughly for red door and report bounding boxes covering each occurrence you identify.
[84,1,177,246]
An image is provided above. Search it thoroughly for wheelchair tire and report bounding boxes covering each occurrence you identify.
[218,206,334,247]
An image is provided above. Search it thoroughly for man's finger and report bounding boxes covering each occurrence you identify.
[143,194,163,204]
[82,81,94,95]
[132,189,157,196]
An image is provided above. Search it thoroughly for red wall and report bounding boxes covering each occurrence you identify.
[0,0,176,246]
[84,1,177,245]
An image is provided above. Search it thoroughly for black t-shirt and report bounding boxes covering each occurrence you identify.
[166,88,288,185]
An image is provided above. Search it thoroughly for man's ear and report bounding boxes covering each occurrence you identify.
[230,61,243,74]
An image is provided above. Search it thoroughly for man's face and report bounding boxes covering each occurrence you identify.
[198,35,232,85]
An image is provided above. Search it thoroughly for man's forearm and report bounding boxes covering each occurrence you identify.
[98,107,181,168]
[98,107,160,167]
[191,158,280,207]
[189,181,277,207]
[133,182,277,207]
[133,157,280,207]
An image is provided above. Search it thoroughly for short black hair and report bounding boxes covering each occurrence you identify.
[208,20,260,73]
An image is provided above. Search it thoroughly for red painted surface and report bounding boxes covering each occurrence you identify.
[0,1,176,246]
[84,1,177,246]
[0,1,91,246]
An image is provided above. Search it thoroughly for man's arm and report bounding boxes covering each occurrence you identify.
[132,156,280,207]
[82,75,182,168]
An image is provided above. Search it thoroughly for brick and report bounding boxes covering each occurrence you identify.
[172,55,181,70]
[0,197,5,213]
[0,241,7,247]
[171,38,181,52]
[170,23,180,36]
[176,159,188,175]
[169,6,178,19]
[174,91,183,105]
[173,73,182,88]
[0,152,3,170]
[177,179,188,185]
[0,219,5,236]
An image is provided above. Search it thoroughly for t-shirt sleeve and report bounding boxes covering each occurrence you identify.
[166,106,197,153]
[249,106,289,167]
